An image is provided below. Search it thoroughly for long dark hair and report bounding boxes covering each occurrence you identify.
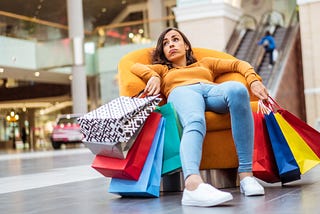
[152,27,197,69]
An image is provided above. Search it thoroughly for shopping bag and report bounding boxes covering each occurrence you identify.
[78,95,161,143]
[264,112,301,183]
[108,117,165,197]
[252,105,280,183]
[267,96,320,174]
[274,113,320,174]
[82,124,143,159]
[273,49,279,62]
[278,109,320,158]
[155,102,182,175]
[91,112,162,180]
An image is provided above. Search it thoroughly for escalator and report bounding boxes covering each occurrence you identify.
[224,15,257,61]
[233,29,256,61]
[226,10,305,120]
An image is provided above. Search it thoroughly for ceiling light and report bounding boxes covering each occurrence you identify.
[34,71,40,77]
[0,68,4,73]
[101,8,107,13]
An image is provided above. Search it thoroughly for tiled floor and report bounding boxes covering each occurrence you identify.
[1,147,320,214]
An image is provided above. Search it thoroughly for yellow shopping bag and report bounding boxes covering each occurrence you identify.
[274,113,320,174]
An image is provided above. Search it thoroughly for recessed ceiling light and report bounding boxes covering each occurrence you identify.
[34,71,40,77]
[101,8,107,13]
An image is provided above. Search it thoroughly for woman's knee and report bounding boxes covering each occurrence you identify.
[225,81,249,100]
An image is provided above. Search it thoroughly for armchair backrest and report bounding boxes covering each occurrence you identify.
[118,47,259,101]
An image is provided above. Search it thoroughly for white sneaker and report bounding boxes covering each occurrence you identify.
[240,177,265,196]
[182,183,233,207]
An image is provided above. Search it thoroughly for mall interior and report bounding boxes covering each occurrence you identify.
[1,0,320,213]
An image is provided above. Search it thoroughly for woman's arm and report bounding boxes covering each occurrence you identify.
[130,63,162,96]
[205,57,269,99]
[205,57,259,85]
[250,81,269,100]
[130,63,161,82]
[145,76,161,96]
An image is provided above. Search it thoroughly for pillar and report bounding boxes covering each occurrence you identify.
[173,0,243,51]
[67,0,88,114]
[297,0,320,129]
[28,109,36,151]
[147,0,166,40]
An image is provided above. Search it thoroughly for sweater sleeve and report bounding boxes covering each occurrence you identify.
[204,57,261,86]
[130,63,162,83]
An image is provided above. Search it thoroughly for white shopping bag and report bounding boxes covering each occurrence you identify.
[78,95,161,143]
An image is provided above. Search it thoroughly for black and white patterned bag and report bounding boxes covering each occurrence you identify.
[78,95,161,143]
[82,123,143,159]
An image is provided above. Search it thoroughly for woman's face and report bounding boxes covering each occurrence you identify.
[162,30,189,67]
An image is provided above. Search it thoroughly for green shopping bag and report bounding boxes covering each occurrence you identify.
[155,102,182,175]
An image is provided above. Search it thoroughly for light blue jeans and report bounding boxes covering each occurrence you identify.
[167,82,254,180]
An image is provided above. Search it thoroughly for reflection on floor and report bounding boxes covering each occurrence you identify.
[0,148,320,214]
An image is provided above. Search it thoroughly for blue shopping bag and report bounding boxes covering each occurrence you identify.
[108,117,165,197]
[264,112,301,183]
[155,102,182,175]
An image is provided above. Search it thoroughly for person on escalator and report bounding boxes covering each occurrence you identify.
[258,30,276,67]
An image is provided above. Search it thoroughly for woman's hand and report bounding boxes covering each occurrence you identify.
[145,76,161,96]
[250,81,269,100]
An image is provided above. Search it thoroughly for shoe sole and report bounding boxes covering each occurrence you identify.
[182,194,233,207]
[240,187,265,196]
[243,191,265,196]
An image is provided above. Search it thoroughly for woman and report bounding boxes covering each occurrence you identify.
[131,27,268,207]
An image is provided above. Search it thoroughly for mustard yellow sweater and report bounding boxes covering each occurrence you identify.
[131,57,260,98]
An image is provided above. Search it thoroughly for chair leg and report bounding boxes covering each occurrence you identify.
[160,168,239,192]
[160,171,184,192]
[200,168,239,189]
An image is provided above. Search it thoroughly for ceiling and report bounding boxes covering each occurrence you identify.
[0,0,148,112]
[0,0,147,32]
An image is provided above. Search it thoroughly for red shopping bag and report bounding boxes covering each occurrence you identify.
[253,101,281,183]
[278,109,320,158]
[91,112,162,180]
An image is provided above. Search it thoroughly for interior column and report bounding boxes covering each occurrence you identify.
[173,0,243,51]
[67,0,88,114]
[297,0,320,128]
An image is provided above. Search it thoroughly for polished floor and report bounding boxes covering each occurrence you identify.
[1,145,320,214]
